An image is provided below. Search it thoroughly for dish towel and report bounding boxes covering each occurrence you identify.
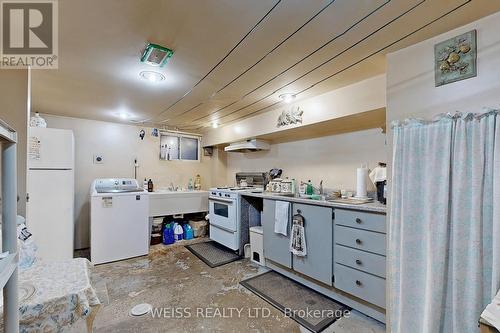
[290,213,307,256]
[481,289,500,330]
[274,201,290,236]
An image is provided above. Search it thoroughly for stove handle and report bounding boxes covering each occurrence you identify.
[209,198,234,204]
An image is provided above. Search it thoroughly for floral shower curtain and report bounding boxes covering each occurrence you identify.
[389,110,500,333]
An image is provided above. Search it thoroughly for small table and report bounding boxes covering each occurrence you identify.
[17,258,101,332]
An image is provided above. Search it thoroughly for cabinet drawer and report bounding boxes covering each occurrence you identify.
[335,226,386,256]
[335,245,386,278]
[335,264,386,308]
[335,209,386,233]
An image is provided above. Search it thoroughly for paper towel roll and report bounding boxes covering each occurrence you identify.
[355,167,368,199]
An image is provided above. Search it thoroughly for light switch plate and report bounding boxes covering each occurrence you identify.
[93,154,104,164]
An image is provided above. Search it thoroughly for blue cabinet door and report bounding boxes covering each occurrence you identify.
[292,203,333,285]
[262,199,292,268]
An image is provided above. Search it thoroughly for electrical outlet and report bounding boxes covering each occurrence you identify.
[94,154,104,164]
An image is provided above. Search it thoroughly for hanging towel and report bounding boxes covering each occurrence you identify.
[290,213,306,256]
[274,201,290,236]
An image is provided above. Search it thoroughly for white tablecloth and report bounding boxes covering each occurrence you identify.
[17,258,100,333]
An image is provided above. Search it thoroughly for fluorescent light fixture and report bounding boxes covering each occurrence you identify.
[212,122,219,129]
[139,71,165,83]
[279,93,296,104]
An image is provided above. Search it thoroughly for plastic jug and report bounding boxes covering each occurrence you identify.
[183,224,194,240]
[162,223,175,245]
[174,223,184,241]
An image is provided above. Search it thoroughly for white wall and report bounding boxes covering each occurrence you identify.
[226,128,386,191]
[42,114,226,249]
[387,11,500,124]
[0,70,29,216]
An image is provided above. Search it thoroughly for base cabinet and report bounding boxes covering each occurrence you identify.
[262,199,387,312]
[334,208,387,309]
[262,199,292,268]
[291,203,333,286]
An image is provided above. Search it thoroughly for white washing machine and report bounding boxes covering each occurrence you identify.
[90,178,149,264]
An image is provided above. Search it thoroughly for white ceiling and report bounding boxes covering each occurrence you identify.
[32,0,500,130]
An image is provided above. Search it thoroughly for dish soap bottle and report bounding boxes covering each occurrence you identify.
[306,180,314,195]
[188,178,193,191]
[194,174,201,190]
[147,179,154,192]
[143,178,148,191]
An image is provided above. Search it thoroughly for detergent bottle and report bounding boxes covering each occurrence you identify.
[174,223,184,241]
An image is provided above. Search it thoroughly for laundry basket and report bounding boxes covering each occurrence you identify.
[249,226,265,266]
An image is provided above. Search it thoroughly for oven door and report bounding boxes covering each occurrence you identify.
[209,197,237,232]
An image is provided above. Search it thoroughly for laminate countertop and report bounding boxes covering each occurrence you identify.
[240,191,387,214]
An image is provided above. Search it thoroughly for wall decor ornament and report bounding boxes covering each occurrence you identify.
[434,30,477,87]
[277,106,304,127]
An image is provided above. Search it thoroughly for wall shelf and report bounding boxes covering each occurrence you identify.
[1,118,20,333]
[0,253,17,290]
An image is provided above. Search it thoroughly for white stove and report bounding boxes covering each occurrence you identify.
[209,173,265,253]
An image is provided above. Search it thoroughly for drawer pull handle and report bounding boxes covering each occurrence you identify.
[355,259,362,265]
[355,238,362,245]
[355,218,362,224]
[355,280,362,286]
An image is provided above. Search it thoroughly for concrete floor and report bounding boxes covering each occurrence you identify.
[86,239,386,333]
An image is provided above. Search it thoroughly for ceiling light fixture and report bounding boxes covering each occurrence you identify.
[279,93,296,104]
[212,122,219,129]
[139,71,165,83]
[119,112,129,119]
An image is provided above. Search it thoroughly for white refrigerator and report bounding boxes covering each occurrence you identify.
[27,127,75,261]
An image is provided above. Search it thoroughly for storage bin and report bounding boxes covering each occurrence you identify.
[249,226,265,266]
[189,220,208,238]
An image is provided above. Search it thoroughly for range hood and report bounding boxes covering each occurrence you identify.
[224,139,270,153]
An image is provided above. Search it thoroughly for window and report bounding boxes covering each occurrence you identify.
[159,133,200,161]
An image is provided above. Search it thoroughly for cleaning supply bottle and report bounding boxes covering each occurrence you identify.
[188,178,193,191]
[162,223,175,245]
[194,174,201,190]
[183,224,194,240]
[143,178,148,191]
[147,179,154,192]
[306,180,314,195]
[291,179,296,195]
[174,223,184,241]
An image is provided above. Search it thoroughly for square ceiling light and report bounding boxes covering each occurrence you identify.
[141,43,174,67]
